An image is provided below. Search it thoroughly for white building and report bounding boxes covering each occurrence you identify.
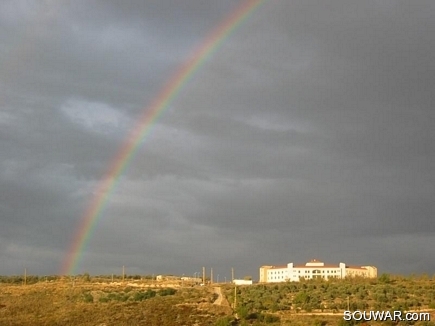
[233,279,253,285]
[259,259,377,283]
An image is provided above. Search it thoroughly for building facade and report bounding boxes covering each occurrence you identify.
[259,259,377,283]
[233,279,253,285]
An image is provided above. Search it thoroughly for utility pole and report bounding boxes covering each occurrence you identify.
[202,266,205,285]
[210,268,213,285]
[122,266,125,282]
[231,267,234,281]
[234,285,237,310]
[24,268,27,285]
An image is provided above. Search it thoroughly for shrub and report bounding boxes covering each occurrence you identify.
[82,273,91,282]
[82,292,93,303]
[215,316,234,326]
[261,313,280,323]
[379,273,391,284]
[237,305,249,319]
[159,288,176,296]
[133,289,156,301]
[246,312,259,320]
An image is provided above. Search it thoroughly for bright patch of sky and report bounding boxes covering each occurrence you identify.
[60,98,130,136]
[0,111,16,126]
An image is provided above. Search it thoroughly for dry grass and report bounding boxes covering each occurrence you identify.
[0,280,232,326]
[4,276,435,325]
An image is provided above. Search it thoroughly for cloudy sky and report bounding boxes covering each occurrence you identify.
[1,0,434,279]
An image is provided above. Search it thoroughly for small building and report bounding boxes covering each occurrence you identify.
[233,279,253,285]
[155,275,181,281]
[181,277,201,282]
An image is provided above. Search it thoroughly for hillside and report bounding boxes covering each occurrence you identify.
[1,274,435,325]
[0,278,230,326]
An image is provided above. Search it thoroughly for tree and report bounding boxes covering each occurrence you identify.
[83,272,91,282]
[379,273,390,283]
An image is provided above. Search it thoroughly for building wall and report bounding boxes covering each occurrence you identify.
[345,266,378,278]
[233,279,253,285]
[362,266,378,278]
[259,266,272,283]
[266,266,288,282]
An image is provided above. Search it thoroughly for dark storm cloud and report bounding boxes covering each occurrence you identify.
[1,0,434,276]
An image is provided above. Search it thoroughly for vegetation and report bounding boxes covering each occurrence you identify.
[0,274,434,325]
[222,274,435,325]
[0,274,158,285]
[0,278,229,325]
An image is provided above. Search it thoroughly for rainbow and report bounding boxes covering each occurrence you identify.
[61,0,265,275]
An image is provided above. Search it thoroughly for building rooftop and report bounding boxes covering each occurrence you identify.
[262,261,372,270]
[294,264,340,268]
[269,265,288,270]
[346,266,368,270]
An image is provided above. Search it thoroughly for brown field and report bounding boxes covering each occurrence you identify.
[0,279,232,326]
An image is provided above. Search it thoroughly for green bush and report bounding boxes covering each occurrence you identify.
[159,288,176,296]
[379,273,390,283]
[237,305,249,319]
[82,273,91,282]
[82,292,93,303]
[246,312,260,320]
[133,289,156,301]
[261,313,280,323]
[215,316,234,326]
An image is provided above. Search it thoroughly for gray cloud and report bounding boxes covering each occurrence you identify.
[1,0,434,277]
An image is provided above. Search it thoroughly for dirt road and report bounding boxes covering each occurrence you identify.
[213,287,230,306]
